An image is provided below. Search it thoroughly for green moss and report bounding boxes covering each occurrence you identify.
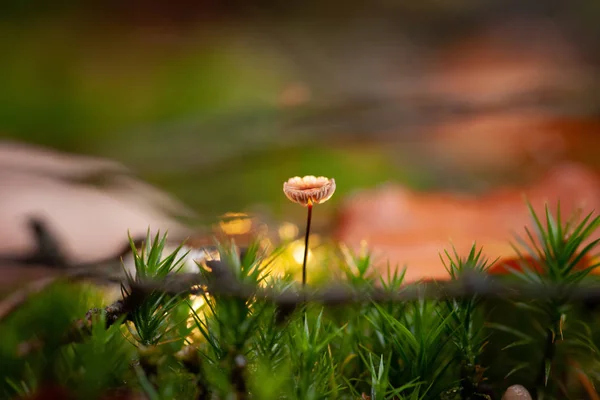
[1,195,599,400]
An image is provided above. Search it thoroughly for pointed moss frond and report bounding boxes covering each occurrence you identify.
[509,201,600,283]
[122,230,190,346]
[440,242,496,280]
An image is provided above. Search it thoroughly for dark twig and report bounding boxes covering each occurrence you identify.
[104,268,600,312]
[5,217,600,311]
[6,216,600,363]
[7,260,600,326]
[0,218,69,268]
[0,218,146,321]
[10,260,600,361]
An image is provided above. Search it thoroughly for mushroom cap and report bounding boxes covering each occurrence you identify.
[283,176,336,206]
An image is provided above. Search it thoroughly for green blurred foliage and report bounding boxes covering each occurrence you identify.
[0,18,284,152]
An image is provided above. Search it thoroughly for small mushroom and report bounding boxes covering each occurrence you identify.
[283,175,336,287]
[283,175,336,206]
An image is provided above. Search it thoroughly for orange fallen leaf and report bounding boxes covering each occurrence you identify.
[334,163,600,282]
[490,254,594,275]
[421,20,593,179]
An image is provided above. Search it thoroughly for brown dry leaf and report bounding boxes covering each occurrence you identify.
[0,141,195,289]
[428,113,568,175]
[334,163,600,282]
[428,116,600,180]
[423,19,588,105]
[421,20,594,177]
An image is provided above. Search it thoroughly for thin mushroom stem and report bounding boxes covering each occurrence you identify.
[302,203,313,288]
[301,203,313,328]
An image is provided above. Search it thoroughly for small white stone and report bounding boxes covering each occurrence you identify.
[502,385,532,400]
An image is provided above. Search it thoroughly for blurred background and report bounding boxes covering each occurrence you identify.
[2,0,600,281]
